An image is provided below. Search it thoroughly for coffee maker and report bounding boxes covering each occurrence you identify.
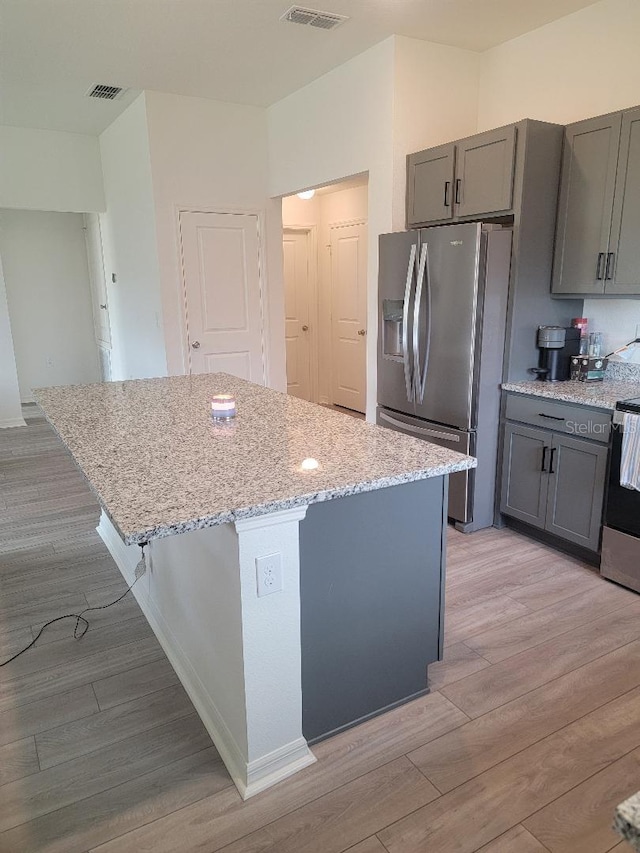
[530,326,581,382]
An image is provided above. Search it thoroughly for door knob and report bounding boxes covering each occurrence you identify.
[302,325,309,331]
[100,304,107,309]
[191,341,201,349]
[357,329,366,336]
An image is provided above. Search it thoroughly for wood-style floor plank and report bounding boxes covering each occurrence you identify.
[92,658,180,711]
[35,683,199,770]
[426,641,491,691]
[82,692,467,853]
[410,638,640,793]
[378,687,640,853]
[0,684,99,748]
[92,758,439,853]
[345,839,388,853]
[0,713,212,833]
[441,600,640,718]
[0,736,40,786]
[523,746,640,853]
[0,747,231,853]
[476,825,549,852]
[463,583,635,663]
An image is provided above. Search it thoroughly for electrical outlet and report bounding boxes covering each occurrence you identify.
[256,553,283,597]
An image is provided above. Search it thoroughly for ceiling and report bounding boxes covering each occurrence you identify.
[0,0,601,135]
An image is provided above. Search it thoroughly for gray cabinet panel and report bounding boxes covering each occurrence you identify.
[545,433,607,551]
[299,478,446,742]
[500,422,548,529]
[455,125,516,219]
[552,113,622,294]
[607,107,640,294]
[407,143,455,228]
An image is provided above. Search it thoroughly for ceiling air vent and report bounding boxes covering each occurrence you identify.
[280,6,349,30]
[86,84,126,101]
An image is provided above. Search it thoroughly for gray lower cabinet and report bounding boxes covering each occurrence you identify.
[407,123,517,228]
[552,104,640,296]
[501,414,608,552]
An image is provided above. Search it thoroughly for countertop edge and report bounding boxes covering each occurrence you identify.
[121,457,477,546]
[615,795,640,850]
[501,381,640,411]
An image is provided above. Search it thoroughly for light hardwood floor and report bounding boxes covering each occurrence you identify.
[0,409,637,852]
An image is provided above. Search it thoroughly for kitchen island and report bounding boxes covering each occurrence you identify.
[35,374,475,798]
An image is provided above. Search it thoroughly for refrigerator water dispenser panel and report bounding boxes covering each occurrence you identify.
[382,299,404,359]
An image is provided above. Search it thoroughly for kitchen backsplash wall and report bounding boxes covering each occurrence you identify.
[583,299,640,356]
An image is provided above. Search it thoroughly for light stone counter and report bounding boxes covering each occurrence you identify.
[615,792,640,849]
[35,373,476,545]
[502,379,640,411]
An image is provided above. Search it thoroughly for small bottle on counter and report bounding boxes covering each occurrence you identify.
[588,331,604,358]
[572,317,589,355]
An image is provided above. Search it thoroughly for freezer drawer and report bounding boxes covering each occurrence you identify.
[377,407,475,524]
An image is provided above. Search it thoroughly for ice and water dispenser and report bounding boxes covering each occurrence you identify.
[382,299,404,359]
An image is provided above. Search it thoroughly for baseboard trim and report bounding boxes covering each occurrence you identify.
[96,511,315,799]
[0,417,27,429]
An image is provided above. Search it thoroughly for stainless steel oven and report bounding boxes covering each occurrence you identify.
[602,397,640,592]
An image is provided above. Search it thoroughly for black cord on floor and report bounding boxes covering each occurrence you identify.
[0,544,147,667]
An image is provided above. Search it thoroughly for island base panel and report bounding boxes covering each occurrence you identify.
[299,476,447,742]
[97,507,316,800]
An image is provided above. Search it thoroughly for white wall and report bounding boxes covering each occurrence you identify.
[392,36,480,230]
[0,125,105,213]
[478,0,640,352]
[99,94,167,381]
[144,91,286,389]
[0,252,24,428]
[0,209,100,401]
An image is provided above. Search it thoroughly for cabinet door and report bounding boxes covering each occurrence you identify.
[406,143,456,227]
[552,113,622,294]
[607,107,640,294]
[545,433,607,551]
[500,422,549,529]
[454,125,516,219]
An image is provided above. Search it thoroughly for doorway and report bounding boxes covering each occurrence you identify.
[281,176,368,414]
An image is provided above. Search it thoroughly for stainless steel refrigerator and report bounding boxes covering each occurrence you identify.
[377,222,513,531]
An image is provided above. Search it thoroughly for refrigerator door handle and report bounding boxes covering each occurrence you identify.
[413,243,431,404]
[378,411,461,442]
[402,243,417,403]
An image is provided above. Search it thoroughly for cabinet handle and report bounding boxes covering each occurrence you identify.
[541,446,548,472]
[596,253,605,280]
[538,412,565,421]
[444,181,450,207]
[605,252,615,280]
[549,447,557,474]
[454,179,462,205]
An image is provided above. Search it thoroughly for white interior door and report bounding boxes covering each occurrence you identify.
[330,221,367,413]
[283,229,312,401]
[179,211,265,382]
[84,213,111,349]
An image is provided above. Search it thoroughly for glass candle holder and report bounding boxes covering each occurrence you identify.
[211,394,236,420]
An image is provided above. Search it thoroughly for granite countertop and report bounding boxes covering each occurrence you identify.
[502,379,640,411]
[34,374,476,545]
[615,792,640,850]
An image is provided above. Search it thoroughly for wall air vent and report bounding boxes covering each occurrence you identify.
[280,6,349,30]
[86,84,127,101]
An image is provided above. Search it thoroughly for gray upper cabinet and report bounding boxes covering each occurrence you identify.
[406,143,455,227]
[607,107,640,294]
[407,124,517,228]
[455,125,516,219]
[552,105,640,296]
